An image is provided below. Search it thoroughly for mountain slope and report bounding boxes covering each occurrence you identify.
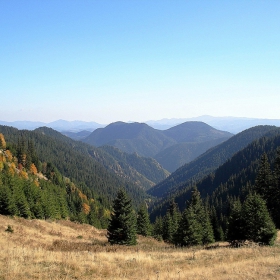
[0,125,147,208]
[33,127,169,190]
[163,121,232,143]
[154,137,229,172]
[83,121,233,171]
[83,121,176,157]
[149,126,280,221]
[148,125,279,198]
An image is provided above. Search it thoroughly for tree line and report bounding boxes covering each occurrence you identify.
[107,150,280,246]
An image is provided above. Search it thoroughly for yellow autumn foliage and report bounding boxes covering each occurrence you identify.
[0,133,6,149]
[78,191,88,201]
[30,163,38,175]
[5,150,13,162]
[19,170,29,179]
[82,203,91,215]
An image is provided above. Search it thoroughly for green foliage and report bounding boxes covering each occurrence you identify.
[227,199,243,241]
[0,125,148,209]
[154,138,229,173]
[136,204,151,236]
[152,216,163,241]
[100,145,169,189]
[176,206,203,247]
[107,189,137,245]
[148,125,279,200]
[162,200,180,243]
[241,193,276,245]
[175,187,214,246]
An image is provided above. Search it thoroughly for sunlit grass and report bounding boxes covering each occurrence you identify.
[1,214,280,279]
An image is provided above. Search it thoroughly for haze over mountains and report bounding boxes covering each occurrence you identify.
[82,121,233,172]
[1,115,280,134]
[1,116,280,245]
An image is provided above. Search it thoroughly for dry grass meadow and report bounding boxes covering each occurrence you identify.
[1,214,280,280]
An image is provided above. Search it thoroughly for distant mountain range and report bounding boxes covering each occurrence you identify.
[146,116,280,133]
[0,120,104,132]
[1,116,280,134]
[82,121,233,172]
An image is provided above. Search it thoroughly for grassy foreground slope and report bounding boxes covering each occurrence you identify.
[1,214,280,280]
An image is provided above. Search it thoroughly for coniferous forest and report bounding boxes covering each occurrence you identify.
[0,123,280,247]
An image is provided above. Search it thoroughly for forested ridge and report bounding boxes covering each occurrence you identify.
[148,125,279,198]
[0,133,109,228]
[147,128,280,246]
[83,121,233,172]
[1,123,280,247]
[0,125,155,208]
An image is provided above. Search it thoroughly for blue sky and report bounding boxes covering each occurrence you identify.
[1,0,280,123]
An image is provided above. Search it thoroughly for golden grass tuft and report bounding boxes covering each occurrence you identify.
[1,214,280,279]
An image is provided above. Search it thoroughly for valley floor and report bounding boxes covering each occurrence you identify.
[1,215,280,280]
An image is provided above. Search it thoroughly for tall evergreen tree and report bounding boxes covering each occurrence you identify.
[227,199,244,242]
[242,193,276,245]
[107,189,137,245]
[175,187,214,246]
[162,200,180,243]
[136,204,151,236]
[254,153,272,201]
[153,216,163,240]
[271,148,280,227]
[175,205,203,246]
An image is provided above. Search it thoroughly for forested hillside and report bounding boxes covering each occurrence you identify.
[148,130,280,245]
[35,127,169,190]
[154,137,229,172]
[0,125,150,208]
[148,125,279,198]
[83,121,177,157]
[0,133,109,228]
[149,128,280,242]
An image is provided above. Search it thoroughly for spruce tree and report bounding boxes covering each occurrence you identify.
[271,148,280,227]
[254,153,272,201]
[202,207,215,245]
[153,216,163,241]
[136,204,151,236]
[175,206,203,247]
[242,193,276,245]
[162,210,174,242]
[175,187,214,246]
[107,189,137,245]
[227,199,244,242]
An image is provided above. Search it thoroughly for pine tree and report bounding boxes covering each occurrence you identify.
[271,148,280,227]
[107,189,137,245]
[175,187,214,246]
[202,207,215,245]
[162,210,174,242]
[175,206,203,247]
[153,216,163,241]
[210,206,224,241]
[227,199,244,242]
[242,193,276,245]
[162,200,180,243]
[136,204,151,236]
[254,153,272,201]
